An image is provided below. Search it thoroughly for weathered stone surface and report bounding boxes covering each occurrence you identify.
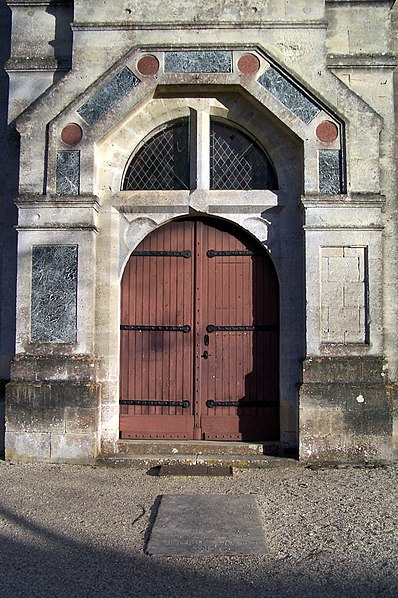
[5,378,100,462]
[50,432,99,463]
[146,494,268,556]
[300,356,393,463]
[10,354,98,382]
[5,431,51,462]
[6,381,100,431]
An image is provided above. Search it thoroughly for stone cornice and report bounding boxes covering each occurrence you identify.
[71,21,328,31]
[327,54,397,69]
[16,194,101,210]
[6,57,70,73]
[7,1,72,6]
[301,193,386,207]
[326,0,395,6]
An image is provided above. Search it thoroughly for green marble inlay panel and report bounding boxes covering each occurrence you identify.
[319,150,341,194]
[165,51,232,73]
[56,151,80,195]
[77,67,139,125]
[31,245,78,343]
[258,67,320,124]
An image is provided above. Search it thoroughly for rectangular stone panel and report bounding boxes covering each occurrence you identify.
[165,51,232,73]
[320,246,367,344]
[146,494,268,556]
[31,245,78,343]
[56,151,80,195]
[77,67,139,125]
[319,150,341,194]
[258,67,320,124]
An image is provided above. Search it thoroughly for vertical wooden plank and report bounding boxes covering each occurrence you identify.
[119,220,195,439]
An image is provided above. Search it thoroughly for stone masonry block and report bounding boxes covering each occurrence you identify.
[5,431,51,462]
[302,356,385,384]
[50,432,99,463]
[65,406,99,434]
[6,382,65,433]
[11,354,98,383]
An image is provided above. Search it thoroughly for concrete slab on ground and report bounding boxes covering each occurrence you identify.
[146,494,268,556]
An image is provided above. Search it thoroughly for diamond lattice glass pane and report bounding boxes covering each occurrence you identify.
[123,120,189,190]
[210,121,277,190]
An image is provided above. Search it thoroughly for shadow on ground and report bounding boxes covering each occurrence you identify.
[0,503,396,598]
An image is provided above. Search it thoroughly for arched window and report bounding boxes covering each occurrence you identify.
[122,117,277,191]
[210,121,277,190]
[123,119,190,190]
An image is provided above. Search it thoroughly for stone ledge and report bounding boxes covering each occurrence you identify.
[327,54,397,69]
[302,356,386,384]
[10,354,98,382]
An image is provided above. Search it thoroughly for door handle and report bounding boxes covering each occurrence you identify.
[201,350,210,359]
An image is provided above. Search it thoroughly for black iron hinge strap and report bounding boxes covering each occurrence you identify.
[121,325,191,333]
[120,400,190,408]
[206,325,278,333]
[133,250,191,258]
[207,250,264,257]
[206,400,277,408]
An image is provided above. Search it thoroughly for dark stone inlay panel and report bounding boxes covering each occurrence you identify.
[258,67,320,124]
[319,150,341,194]
[165,51,232,73]
[77,67,139,125]
[31,245,78,343]
[56,151,80,195]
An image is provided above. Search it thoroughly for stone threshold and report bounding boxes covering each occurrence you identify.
[97,453,298,469]
[98,440,298,469]
[115,439,285,456]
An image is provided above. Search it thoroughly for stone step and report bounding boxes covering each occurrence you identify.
[97,440,298,469]
[98,453,299,469]
[116,439,279,456]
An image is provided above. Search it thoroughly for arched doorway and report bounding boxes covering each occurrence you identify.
[120,216,279,441]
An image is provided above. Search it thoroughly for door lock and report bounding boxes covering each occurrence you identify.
[201,350,209,359]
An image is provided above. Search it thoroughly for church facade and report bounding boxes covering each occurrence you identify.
[1,0,397,463]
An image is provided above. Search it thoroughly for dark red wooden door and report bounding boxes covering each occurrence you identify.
[120,218,279,441]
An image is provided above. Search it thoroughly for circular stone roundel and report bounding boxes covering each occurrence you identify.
[316,121,339,143]
[137,55,160,76]
[237,54,260,75]
[61,123,83,146]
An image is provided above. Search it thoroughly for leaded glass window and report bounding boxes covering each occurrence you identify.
[123,119,190,190]
[122,117,277,191]
[210,121,277,190]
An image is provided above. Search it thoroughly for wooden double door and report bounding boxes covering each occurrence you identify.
[120,217,279,441]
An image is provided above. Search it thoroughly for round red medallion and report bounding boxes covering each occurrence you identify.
[137,55,160,76]
[316,121,339,143]
[237,54,260,75]
[61,123,83,146]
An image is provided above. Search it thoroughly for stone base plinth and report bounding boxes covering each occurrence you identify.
[5,355,100,463]
[299,356,395,464]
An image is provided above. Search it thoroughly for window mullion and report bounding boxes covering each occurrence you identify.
[193,109,210,191]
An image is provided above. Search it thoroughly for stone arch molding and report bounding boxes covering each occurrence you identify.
[16,45,383,200]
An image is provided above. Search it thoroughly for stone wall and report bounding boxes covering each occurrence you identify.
[2,0,398,463]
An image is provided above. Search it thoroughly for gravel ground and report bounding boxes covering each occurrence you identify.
[0,460,396,598]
